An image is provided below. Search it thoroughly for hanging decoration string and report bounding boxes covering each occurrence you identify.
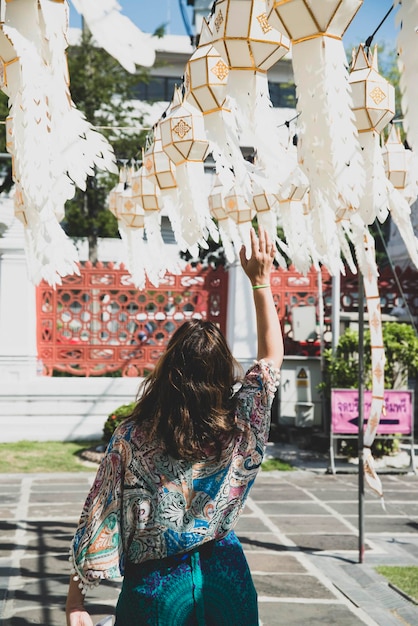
[364,3,394,52]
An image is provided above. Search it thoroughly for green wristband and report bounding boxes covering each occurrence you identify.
[252,284,270,290]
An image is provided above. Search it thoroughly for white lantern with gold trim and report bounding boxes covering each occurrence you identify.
[350,45,395,134]
[108,166,126,220]
[131,166,162,213]
[159,87,217,250]
[208,0,291,190]
[160,87,209,166]
[117,168,145,229]
[381,124,408,191]
[208,176,240,263]
[211,0,289,71]
[265,0,365,275]
[184,19,244,191]
[349,44,395,225]
[184,20,229,115]
[143,127,177,191]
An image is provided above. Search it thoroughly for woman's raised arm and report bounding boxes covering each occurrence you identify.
[239,226,284,368]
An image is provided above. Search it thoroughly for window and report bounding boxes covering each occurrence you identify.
[133,76,182,102]
[268,81,297,108]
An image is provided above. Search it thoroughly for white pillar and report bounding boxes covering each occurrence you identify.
[0,206,38,381]
[226,262,257,370]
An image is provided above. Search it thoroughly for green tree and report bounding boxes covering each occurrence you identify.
[320,322,418,398]
[63,28,151,260]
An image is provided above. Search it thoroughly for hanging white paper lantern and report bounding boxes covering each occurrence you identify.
[225,187,255,224]
[160,87,209,165]
[265,0,365,275]
[131,166,161,213]
[349,45,395,134]
[159,87,217,249]
[108,167,126,219]
[208,0,291,192]
[143,126,177,190]
[211,0,290,72]
[381,124,408,190]
[184,19,229,115]
[117,168,145,229]
[348,45,395,226]
[266,0,362,40]
[208,176,240,263]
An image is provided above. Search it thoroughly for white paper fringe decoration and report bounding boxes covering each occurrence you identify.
[396,0,418,154]
[70,0,155,72]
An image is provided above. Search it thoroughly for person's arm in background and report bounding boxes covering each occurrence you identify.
[239,226,284,368]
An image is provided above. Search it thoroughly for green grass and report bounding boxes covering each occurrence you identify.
[0,440,102,473]
[0,442,295,474]
[375,566,418,603]
[261,457,294,471]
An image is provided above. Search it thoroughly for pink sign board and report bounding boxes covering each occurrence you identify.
[331,389,413,435]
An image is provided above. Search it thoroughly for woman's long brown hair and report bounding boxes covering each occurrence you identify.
[130,319,242,461]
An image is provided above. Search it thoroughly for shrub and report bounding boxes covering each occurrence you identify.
[103,402,136,442]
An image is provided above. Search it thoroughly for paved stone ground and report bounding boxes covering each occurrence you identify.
[0,463,418,625]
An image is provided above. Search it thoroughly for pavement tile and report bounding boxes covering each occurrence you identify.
[286,533,370,552]
[29,491,89,504]
[28,505,83,518]
[253,573,335,599]
[268,516,351,534]
[255,502,326,515]
[235,516,272,533]
[258,602,366,626]
[245,553,307,573]
[239,533,288,553]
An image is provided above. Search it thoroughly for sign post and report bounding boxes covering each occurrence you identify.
[358,274,365,564]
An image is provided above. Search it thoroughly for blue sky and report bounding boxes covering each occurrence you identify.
[69,1,399,51]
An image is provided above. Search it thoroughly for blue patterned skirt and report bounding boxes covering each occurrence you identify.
[115,531,258,626]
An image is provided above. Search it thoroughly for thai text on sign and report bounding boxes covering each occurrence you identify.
[331,389,413,435]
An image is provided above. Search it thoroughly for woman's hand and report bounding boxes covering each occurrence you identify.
[66,608,94,626]
[239,226,275,286]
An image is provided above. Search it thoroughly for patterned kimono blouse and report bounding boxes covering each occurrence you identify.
[70,360,280,592]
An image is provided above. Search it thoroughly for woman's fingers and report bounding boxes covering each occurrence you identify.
[258,226,266,253]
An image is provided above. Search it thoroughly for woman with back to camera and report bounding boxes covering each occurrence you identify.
[66,226,284,626]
